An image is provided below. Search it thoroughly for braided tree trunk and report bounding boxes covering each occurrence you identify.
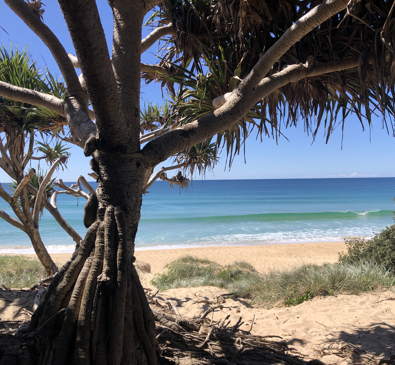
[28,150,158,365]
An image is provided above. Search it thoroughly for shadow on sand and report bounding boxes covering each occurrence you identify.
[0,289,325,364]
[322,322,395,364]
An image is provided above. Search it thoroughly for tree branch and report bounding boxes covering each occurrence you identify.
[254,59,359,97]
[0,78,96,146]
[141,23,173,53]
[142,59,359,166]
[54,179,90,200]
[45,200,82,245]
[58,0,122,146]
[140,126,174,144]
[239,0,348,90]
[111,1,144,147]
[77,175,95,195]
[0,182,27,224]
[68,53,81,68]
[32,156,67,227]
[0,210,25,231]
[0,81,64,116]
[22,131,35,170]
[64,97,97,146]
[27,183,82,245]
[12,168,35,200]
[0,138,13,175]
[4,0,84,101]
[144,162,186,191]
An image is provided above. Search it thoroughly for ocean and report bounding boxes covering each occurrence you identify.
[0,178,394,253]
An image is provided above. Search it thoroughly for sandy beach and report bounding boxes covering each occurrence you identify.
[2,241,395,363]
[42,241,347,274]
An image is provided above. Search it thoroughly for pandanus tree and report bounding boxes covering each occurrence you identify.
[0,0,394,364]
[0,48,83,275]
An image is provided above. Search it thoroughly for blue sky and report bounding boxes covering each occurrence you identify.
[0,2,394,182]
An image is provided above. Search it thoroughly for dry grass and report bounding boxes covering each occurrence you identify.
[0,256,45,288]
[152,256,395,306]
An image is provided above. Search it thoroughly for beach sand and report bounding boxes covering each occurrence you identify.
[3,241,395,364]
[45,241,347,274]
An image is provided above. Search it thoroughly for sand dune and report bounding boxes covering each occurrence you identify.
[156,286,395,364]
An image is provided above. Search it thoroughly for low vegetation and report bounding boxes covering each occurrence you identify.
[0,256,45,288]
[340,225,395,273]
[152,256,395,307]
[2,224,394,300]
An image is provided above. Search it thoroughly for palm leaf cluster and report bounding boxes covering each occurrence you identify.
[0,47,66,133]
[149,0,394,160]
[0,48,68,187]
[175,141,219,175]
[141,103,219,175]
[36,140,70,167]
[140,103,175,131]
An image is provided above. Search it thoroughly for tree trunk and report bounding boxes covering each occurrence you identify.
[26,226,58,276]
[26,151,158,365]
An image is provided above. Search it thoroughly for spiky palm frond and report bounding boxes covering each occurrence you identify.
[0,47,66,133]
[175,141,219,176]
[140,103,176,132]
[153,0,395,162]
[36,141,69,169]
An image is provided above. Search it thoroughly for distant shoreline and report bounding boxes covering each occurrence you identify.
[0,238,348,256]
[5,241,346,275]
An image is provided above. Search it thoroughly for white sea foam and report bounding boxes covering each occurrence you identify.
[0,232,374,255]
[0,245,77,255]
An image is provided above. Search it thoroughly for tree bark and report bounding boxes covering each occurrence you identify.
[28,150,157,365]
[26,226,58,276]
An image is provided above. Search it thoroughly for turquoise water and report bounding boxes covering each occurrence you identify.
[0,178,394,253]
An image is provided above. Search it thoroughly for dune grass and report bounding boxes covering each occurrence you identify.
[152,256,395,307]
[0,256,45,288]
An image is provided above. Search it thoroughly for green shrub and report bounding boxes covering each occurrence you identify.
[0,256,45,288]
[152,255,395,307]
[252,262,395,306]
[340,225,395,273]
[151,256,261,291]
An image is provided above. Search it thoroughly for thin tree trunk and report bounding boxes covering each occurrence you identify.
[26,226,58,276]
[27,152,157,365]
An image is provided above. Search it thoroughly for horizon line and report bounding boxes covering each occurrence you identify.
[1,176,395,184]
